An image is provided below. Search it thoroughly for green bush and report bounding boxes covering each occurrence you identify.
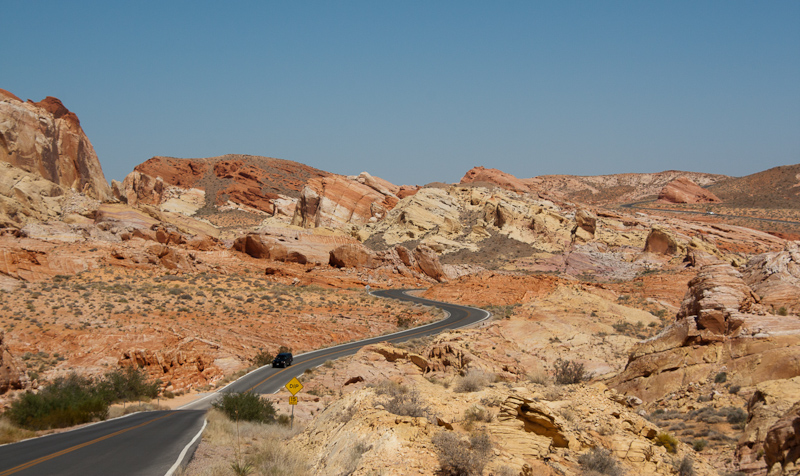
[553,359,592,385]
[7,374,108,430]
[98,367,159,402]
[725,407,747,425]
[213,391,276,423]
[714,372,728,384]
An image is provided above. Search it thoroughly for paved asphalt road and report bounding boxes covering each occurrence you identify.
[0,289,489,476]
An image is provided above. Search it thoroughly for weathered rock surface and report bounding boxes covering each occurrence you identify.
[0,330,27,395]
[0,90,111,201]
[658,176,721,204]
[743,242,800,314]
[610,263,800,402]
[292,174,398,229]
[736,377,800,475]
[233,227,360,265]
[460,166,531,194]
[0,162,68,228]
[764,401,800,476]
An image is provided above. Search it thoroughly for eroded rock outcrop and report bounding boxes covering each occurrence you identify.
[658,176,721,204]
[460,166,531,194]
[736,377,800,475]
[764,401,800,476]
[292,174,399,229]
[0,330,27,395]
[0,90,111,201]
[743,242,800,314]
[610,263,800,402]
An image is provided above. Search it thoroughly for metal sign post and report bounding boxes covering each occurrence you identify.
[285,378,303,430]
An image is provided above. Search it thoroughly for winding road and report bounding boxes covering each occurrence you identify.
[0,289,489,476]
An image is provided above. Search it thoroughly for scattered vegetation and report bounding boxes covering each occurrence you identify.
[714,372,728,384]
[212,391,277,424]
[675,455,695,476]
[6,368,160,430]
[553,358,592,385]
[432,430,492,476]
[655,432,679,453]
[454,370,494,393]
[577,447,624,476]
[373,380,430,418]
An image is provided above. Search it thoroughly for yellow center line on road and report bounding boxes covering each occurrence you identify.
[0,412,177,476]
[246,308,468,393]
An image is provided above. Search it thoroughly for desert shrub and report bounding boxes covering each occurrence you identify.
[432,430,492,476]
[213,391,276,423]
[777,307,788,316]
[676,455,695,476]
[728,385,741,395]
[464,405,493,424]
[655,432,679,453]
[553,359,592,385]
[725,407,747,425]
[252,350,274,367]
[7,373,109,430]
[454,370,493,393]
[98,366,159,402]
[714,372,728,384]
[527,369,550,385]
[577,447,624,476]
[692,439,708,451]
[383,388,429,418]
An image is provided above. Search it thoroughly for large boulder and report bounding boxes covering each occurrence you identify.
[644,227,679,255]
[0,90,111,201]
[658,176,721,204]
[460,166,531,194]
[764,401,800,476]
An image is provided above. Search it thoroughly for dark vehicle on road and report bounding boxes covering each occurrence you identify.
[272,352,293,368]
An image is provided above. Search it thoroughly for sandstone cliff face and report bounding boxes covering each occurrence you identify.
[0,162,68,228]
[0,90,111,201]
[291,173,399,229]
[658,176,721,204]
[610,263,800,403]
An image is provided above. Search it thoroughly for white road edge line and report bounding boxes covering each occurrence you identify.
[164,418,207,476]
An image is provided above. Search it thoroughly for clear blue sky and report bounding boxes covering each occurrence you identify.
[2,1,798,186]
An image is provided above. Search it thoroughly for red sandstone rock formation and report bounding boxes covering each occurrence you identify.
[742,241,800,313]
[292,175,399,229]
[460,166,531,194]
[0,90,111,201]
[658,176,721,204]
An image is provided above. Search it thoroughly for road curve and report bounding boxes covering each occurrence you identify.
[0,289,489,476]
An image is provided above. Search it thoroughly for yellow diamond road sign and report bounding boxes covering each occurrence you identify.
[285,377,303,395]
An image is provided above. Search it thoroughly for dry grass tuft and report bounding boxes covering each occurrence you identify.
[0,417,35,445]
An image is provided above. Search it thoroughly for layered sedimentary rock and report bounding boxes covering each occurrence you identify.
[0,162,68,228]
[0,89,111,201]
[610,263,800,402]
[658,176,721,204]
[292,174,399,229]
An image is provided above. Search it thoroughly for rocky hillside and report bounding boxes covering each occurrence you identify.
[709,164,800,209]
[460,166,729,206]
